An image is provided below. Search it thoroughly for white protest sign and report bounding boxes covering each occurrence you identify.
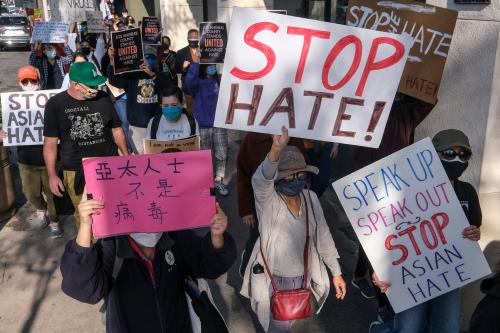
[1,90,63,146]
[49,0,96,22]
[67,32,78,52]
[86,10,106,33]
[332,138,491,313]
[214,8,414,148]
[31,22,69,44]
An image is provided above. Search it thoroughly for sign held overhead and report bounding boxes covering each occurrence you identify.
[214,8,414,148]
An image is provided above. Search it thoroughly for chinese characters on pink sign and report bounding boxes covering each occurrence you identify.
[82,150,215,238]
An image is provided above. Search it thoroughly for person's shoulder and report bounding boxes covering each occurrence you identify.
[46,90,69,106]
[176,46,189,54]
[455,179,478,194]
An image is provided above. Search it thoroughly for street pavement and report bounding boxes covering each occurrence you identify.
[0,49,378,333]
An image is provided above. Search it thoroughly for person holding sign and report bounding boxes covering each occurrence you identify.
[370,129,482,333]
[107,46,170,154]
[29,40,74,90]
[145,86,198,140]
[241,127,346,333]
[0,66,61,238]
[60,192,236,333]
[43,62,128,230]
[185,58,228,196]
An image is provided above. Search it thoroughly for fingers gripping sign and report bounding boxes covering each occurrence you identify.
[210,203,228,249]
[76,188,105,247]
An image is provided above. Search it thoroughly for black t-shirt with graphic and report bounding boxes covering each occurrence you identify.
[43,91,121,171]
[454,179,482,228]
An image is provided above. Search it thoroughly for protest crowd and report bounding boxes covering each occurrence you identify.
[0,1,498,333]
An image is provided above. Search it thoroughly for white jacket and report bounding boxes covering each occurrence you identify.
[240,157,342,332]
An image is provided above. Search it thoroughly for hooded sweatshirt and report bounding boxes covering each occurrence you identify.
[184,62,219,128]
[469,272,500,333]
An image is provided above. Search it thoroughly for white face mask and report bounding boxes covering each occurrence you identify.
[130,232,163,247]
[20,82,40,91]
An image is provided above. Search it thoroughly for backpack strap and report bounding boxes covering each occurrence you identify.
[150,114,162,140]
[183,109,196,136]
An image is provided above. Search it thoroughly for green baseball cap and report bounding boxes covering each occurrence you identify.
[432,129,471,152]
[69,62,106,87]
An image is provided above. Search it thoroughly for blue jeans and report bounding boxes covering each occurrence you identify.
[395,289,460,333]
[113,98,132,151]
[371,289,461,333]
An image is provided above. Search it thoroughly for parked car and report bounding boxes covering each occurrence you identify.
[0,15,31,50]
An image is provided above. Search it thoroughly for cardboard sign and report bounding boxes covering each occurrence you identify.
[332,138,491,313]
[143,136,201,154]
[82,150,215,238]
[111,28,144,74]
[1,90,63,146]
[86,10,106,33]
[346,0,458,104]
[213,8,413,148]
[48,0,96,23]
[67,32,77,52]
[30,22,69,43]
[141,17,161,45]
[199,22,228,64]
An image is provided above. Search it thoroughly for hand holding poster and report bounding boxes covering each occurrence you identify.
[214,8,414,148]
[111,28,144,74]
[31,22,70,44]
[141,17,161,45]
[86,10,106,33]
[346,0,458,104]
[199,22,228,64]
[332,138,491,313]
[82,150,215,238]
[143,136,201,154]
[1,90,62,146]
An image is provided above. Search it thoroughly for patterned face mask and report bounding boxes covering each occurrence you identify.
[78,83,98,99]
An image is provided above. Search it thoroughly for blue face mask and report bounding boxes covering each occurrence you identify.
[45,50,56,59]
[162,106,182,121]
[275,178,306,196]
[206,65,217,76]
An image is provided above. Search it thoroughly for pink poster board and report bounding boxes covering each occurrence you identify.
[82,150,215,238]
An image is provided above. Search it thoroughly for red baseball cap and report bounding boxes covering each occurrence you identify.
[18,65,39,81]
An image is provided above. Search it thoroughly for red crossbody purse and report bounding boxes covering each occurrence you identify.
[260,193,312,321]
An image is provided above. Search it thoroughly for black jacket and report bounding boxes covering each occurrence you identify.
[175,45,196,94]
[469,272,500,333]
[60,231,236,333]
[107,65,171,128]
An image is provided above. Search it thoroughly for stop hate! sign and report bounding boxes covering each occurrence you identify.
[214,8,414,148]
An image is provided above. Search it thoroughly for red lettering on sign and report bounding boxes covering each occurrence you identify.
[322,35,362,91]
[230,22,279,80]
[356,37,405,96]
[287,26,330,84]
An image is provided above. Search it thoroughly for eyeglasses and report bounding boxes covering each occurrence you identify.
[283,172,307,181]
[21,78,38,85]
[438,148,472,162]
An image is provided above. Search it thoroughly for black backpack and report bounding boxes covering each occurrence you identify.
[150,109,196,140]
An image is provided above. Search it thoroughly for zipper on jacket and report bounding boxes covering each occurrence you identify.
[151,280,165,333]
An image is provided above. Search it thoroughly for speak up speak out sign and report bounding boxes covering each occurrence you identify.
[214,8,414,148]
[332,138,491,313]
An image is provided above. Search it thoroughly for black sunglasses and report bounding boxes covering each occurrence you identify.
[283,172,307,181]
[439,148,472,162]
[21,78,38,85]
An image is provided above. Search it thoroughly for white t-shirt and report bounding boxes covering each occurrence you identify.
[146,113,199,140]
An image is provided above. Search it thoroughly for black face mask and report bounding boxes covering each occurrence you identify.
[188,40,198,48]
[442,160,468,180]
[81,47,91,56]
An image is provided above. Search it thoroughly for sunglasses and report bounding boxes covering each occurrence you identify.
[283,172,307,181]
[21,78,38,85]
[438,148,472,162]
